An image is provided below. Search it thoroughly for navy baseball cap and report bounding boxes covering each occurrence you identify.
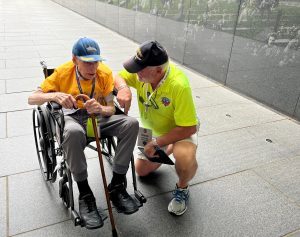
[72,37,105,62]
[123,40,168,73]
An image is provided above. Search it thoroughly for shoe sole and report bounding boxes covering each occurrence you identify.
[168,206,187,216]
[84,222,104,230]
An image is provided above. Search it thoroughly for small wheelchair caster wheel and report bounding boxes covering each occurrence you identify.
[61,183,70,208]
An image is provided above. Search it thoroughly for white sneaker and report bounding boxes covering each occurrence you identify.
[168,185,189,216]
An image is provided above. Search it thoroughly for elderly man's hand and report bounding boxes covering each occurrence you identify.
[53,92,77,109]
[116,87,132,115]
[84,98,102,115]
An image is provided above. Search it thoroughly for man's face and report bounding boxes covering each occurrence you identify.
[73,56,99,80]
[137,66,161,83]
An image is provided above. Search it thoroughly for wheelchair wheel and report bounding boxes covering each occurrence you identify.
[61,183,70,208]
[32,106,57,183]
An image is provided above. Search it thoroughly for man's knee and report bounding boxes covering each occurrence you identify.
[126,116,139,132]
[64,128,85,140]
[173,145,198,172]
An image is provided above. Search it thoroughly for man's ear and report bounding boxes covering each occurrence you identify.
[156,66,163,74]
[72,55,77,65]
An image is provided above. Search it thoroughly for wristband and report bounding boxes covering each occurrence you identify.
[117,84,129,91]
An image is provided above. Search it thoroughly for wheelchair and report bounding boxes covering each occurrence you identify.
[32,61,146,227]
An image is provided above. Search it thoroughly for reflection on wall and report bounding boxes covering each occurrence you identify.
[52,0,300,120]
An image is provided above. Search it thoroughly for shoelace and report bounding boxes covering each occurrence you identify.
[173,188,189,203]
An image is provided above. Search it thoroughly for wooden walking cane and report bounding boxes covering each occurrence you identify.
[76,94,118,237]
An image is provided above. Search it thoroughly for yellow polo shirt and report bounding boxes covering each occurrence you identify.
[119,63,198,136]
[40,61,114,108]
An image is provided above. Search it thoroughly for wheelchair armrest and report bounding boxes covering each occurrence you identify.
[47,101,62,111]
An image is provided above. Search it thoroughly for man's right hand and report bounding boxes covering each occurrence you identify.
[53,92,77,109]
[116,87,132,115]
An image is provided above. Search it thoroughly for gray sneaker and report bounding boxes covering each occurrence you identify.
[168,185,189,216]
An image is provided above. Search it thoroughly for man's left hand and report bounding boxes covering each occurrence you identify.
[84,98,102,114]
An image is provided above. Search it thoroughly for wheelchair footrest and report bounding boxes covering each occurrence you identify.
[134,190,147,205]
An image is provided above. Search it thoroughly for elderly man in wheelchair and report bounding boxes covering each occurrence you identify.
[28,37,145,230]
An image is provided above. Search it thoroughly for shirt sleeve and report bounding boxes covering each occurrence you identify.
[40,70,60,92]
[102,70,114,97]
[173,86,198,127]
[118,69,138,89]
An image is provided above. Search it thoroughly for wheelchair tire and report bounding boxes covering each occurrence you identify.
[32,106,57,183]
[61,183,70,208]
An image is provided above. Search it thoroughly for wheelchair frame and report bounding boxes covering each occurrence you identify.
[32,61,146,227]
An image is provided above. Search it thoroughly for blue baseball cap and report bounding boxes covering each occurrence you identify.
[72,37,105,62]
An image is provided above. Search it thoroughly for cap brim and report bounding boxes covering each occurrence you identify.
[123,57,146,73]
[77,55,105,62]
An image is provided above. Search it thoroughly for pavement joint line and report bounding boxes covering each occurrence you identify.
[146,168,254,200]
[5,90,35,95]
[5,112,7,138]
[252,168,300,208]
[196,101,252,109]
[0,108,33,114]
[281,228,300,237]
[6,176,9,237]
[198,117,287,137]
[1,90,33,95]
[0,168,40,179]
[9,218,71,237]
[0,75,40,81]
[4,78,7,93]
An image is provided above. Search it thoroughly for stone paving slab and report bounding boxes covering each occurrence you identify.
[0,177,7,237]
[0,59,4,69]
[112,171,300,237]
[15,220,112,237]
[0,67,42,80]
[254,155,300,205]
[194,119,300,184]
[0,92,33,112]
[9,170,70,236]
[193,86,251,108]
[0,113,6,138]
[6,77,39,93]
[198,102,284,136]
[5,58,43,69]
[7,110,33,137]
[0,79,5,94]
[0,135,39,177]
[13,169,300,237]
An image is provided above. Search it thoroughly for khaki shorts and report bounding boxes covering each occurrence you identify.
[137,132,198,160]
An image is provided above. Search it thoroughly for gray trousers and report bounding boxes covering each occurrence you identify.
[62,110,139,182]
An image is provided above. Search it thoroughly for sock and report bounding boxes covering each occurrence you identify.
[77,179,93,199]
[110,172,126,187]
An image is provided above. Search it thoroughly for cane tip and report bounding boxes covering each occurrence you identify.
[112,228,118,237]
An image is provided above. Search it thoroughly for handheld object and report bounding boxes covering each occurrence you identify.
[137,146,174,165]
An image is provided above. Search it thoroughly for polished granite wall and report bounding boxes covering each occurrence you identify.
[51,0,300,121]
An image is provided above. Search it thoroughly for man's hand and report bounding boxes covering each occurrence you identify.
[116,87,132,115]
[53,92,77,109]
[84,98,102,114]
[144,140,159,158]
